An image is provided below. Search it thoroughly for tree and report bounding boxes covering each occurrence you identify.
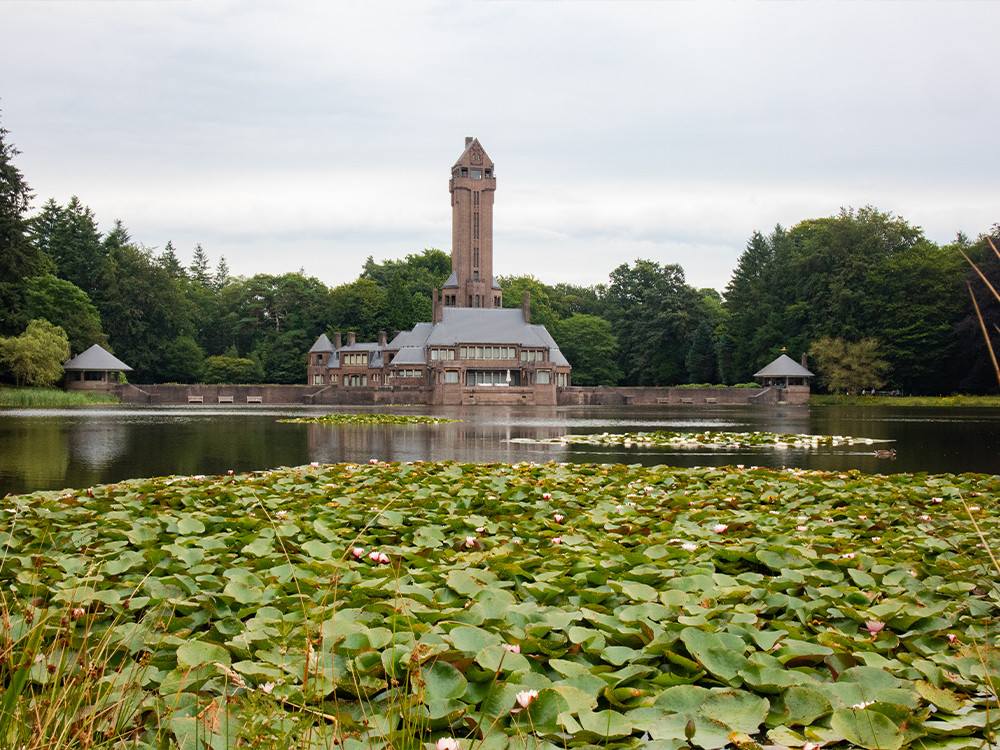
[41,196,107,297]
[0,115,43,336]
[161,335,205,383]
[552,314,622,386]
[0,319,70,387]
[360,249,451,331]
[498,275,560,329]
[685,318,718,383]
[604,259,704,386]
[808,337,891,395]
[24,274,106,354]
[157,240,188,281]
[202,355,263,384]
[189,243,211,286]
[329,278,389,342]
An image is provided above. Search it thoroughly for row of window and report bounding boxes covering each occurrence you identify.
[315,369,568,387]
[341,352,368,366]
[459,346,517,360]
[393,369,423,378]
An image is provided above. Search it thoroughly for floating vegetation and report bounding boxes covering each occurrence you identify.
[514,430,889,449]
[0,461,997,748]
[279,412,459,425]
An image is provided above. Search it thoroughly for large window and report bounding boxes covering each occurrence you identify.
[431,348,456,361]
[342,352,367,366]
[466,370,509,386]
[520,350,546,362]
[536,370,550,384]
[346,375,367,387]
[460,346,516,360]
[444,370,459,384]
[313,374,325,385]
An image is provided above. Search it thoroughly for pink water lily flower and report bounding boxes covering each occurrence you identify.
[863,620,885,635]
[351,547,364,559]
[552,537,562,545]
[713,523,728,534]
[436,739,460,750]
[503,643,521,653]
[515,689,539,708]
[681,542,698,551]
[465,536,477,548]
[542,492,552,500]
[368,550,389,564]
[553,513,564,523]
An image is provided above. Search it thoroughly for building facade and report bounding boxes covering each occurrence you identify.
[307,138,571,405]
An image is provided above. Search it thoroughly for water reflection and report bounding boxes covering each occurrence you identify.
[0,404,997,495]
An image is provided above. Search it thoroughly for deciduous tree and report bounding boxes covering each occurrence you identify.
[808,337,891,395]
[0,319,70,387]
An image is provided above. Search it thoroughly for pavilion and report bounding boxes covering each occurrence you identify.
[63,345,133,391]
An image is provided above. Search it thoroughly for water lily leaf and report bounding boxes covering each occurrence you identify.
[768,685,831,726]
[241,534,273,557]
[915,680,967,714]
[701,690,769,735]
[177,640,230,668]
[176,514,206,535]
[830,707,904,750]
[422,660,466,702]
[578,709,632,739]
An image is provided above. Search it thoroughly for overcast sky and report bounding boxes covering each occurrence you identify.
[4,1,998,293]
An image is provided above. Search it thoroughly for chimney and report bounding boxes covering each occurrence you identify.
[801,353,809,370]
[378,330,387,347]
[522,291,531,324]
[432,288,443,324]
[347,332,356,347]
[333,332,342,349]
[465,136,474,148]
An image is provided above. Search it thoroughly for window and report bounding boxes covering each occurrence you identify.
[343,352,367,366]
[346,374,367,387]
[313,374,325,385]
[485,168,492,177]
[466,370,508,386]
[444,370,459,384]
[315,354,324,364]
[536,370,550,384]
[471,169,482,179]
[461,167,468,177]
[330,374,338,384]
[558,373,568,387]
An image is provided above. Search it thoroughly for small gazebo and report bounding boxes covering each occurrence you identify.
[754,353,814,388]
[63,345,133,391]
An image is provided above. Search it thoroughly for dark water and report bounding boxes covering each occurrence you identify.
[1,404,998,496]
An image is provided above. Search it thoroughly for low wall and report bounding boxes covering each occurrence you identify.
[113,383,809,407]
[558,385,809,407]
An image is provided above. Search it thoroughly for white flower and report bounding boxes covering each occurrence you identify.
[681,542,698,551]
[515,689,539,708]
[352,547,364,559]
[369,458,378,465]
[842,552,856,559]
[436,739,460,750]
[713,523,728,534]
[465,536,477,548]
[850,700,875,709]
[260,681,276,694]
[552,537,562,545]
[553,513,564,523]
[503,643,521,653]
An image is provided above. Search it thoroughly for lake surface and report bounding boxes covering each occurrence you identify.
[1,403,998,496]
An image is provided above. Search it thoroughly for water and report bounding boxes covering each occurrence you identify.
[1,404,998,496]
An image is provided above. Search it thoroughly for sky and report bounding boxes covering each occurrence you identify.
[3,1,999,293]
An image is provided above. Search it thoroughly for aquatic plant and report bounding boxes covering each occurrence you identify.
[0,461,997,748]
[278,413,460,425]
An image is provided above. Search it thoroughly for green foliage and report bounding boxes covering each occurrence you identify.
[202,354,264,384]
[0,386,118,406]
[161,335,205,383]
[552,313,621,385]
[361,249,451,332]
[723,208,971,393]
[604,259,710,386]
[0,319,70,387]
[498,274,560,328]
[0,116,43,336]
[809,336,892,395]
[685,318,718,383]
[24,273,106,353]
[329,277,389,342]
[279,413,459,425]
[1,461,998,747]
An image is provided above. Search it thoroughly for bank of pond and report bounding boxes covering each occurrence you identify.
[1,459,997,749]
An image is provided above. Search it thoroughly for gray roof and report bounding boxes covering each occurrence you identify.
[754,354,814,379]
[63,344,133,372]
[309,333,335,353]
[442,271,458,288]
[390,347,428,365]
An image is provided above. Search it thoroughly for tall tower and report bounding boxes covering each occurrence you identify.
[444,137,501,308]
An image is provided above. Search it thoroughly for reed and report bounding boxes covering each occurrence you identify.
[0,387,119,407]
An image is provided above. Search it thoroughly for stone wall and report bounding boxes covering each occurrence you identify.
[557,385,810,407]
[114,383,809,407]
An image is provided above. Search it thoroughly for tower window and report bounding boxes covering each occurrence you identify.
[485,169,492,177]
[461,167,468,177]
[471,169,482,179]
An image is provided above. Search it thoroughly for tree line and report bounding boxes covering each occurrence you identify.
[1,117,997,393]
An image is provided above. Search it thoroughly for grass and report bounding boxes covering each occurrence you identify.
[0,387,119,407]
[810,393,1000,407]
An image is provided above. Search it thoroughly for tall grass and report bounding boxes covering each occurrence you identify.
[0,387,119,407]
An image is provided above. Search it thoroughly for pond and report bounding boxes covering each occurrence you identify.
[1,403,998,496]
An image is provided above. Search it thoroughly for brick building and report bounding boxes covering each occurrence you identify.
[307,138,571,405]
